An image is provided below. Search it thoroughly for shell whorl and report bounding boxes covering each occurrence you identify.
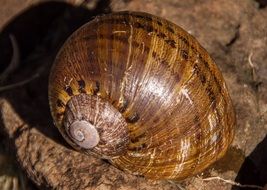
[62,93,130,158]
[49,11,235,180]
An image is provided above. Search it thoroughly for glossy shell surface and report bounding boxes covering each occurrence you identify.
[49,11,235,180]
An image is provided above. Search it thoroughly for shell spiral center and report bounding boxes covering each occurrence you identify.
[68,120,100,148]
[63,93,130,158]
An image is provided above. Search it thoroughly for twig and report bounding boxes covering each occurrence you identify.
[0,73,39,92]
[167,180,186,190]
[248,51,262,113]
[0,34,20,83]
[202,176,263,189]
[248,52,256,82]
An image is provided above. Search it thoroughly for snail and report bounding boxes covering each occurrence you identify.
[48,11,235,180]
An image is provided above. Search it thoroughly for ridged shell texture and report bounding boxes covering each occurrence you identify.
[49,11,235,180]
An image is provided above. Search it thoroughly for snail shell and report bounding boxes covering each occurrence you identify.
[48,11,235,180]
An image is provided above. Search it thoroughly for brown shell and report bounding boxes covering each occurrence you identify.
[48,11,235,180]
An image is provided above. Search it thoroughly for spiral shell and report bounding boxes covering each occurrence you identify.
[48,11,235,180]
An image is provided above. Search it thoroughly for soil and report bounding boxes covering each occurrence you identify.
[0,0,267,190]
